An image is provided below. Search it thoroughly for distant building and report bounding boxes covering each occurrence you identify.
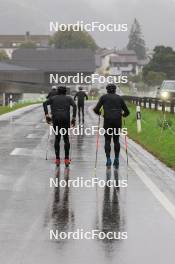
[97,48,148,76]
[110,50,139,75]
[0,48,95,104]
[0,62,44,104]
[12,48,95,72]
[0,32,50,48]
[11,48,95,88]
[0,32,50,58]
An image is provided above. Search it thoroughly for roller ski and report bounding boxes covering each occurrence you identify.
[64,159,71,168]
[106,157,112,169]
[113,157,119,170]
[55,159,61,167]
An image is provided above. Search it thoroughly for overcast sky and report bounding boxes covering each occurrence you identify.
[1,0,175,49]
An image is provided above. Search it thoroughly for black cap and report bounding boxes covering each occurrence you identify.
[52,86,57,90]
[106,84,116,94]
[58,86,67,94]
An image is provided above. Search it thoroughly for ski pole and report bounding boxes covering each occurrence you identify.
[45,128,50,160]
[94,114,101,174]
[70,127,73,162]
[123,118,129,166]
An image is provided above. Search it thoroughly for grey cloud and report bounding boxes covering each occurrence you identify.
[0,0,175,49]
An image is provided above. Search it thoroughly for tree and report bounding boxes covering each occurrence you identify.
[127,18,146,60]
[50,28,98,50]
[143,46,175,80]
[89,88,99,97]
[0,50,9,61]
[20,41,37,48]
[144,71,167,86]
[129,72,143,83]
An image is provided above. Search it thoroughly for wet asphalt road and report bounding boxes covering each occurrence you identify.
[0,102,175,264]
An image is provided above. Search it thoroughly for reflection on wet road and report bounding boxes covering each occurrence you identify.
[51,168,75,240]
[0,103,175,264]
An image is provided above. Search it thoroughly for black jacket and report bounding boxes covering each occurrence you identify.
[74,91,88,106]
[43,95,76,122]
[94,93,130,128]
[46,89,58,99]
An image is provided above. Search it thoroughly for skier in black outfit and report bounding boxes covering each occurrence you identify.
[93,84,130,169]
[74,87,88,124]
[43,86,76,167]
[47,86,58,99]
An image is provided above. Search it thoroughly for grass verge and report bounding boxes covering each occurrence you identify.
[0,102,40,116]
[125,104,175,170]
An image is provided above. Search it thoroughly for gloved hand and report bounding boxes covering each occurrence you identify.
[93,108,99,115]
[45,114,52,124]
[71,118,76,127]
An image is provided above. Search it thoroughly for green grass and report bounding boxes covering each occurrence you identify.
[120,85,131,95]
[88,96,99,100]
[0,102,40,115]
[125,104,175,169]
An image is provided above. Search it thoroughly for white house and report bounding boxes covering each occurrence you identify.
[97,49,147,76]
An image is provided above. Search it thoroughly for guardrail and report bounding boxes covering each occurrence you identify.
[122,96,175,114]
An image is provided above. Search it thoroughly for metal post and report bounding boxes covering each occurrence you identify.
[162,101,165,113]
[155,99,158,111]
[170,100,174,114]
[9,94,13,108]
[139,98,142,107]
[2,93,5,106]
[149,98,152,109]
[136,105,142,133]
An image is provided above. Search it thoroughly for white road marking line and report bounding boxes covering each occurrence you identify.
[27,134,34,138]
[124,150,175,221]
[26,133,40,139]
[10,148,22,155]
[10,147,44,158]
[10,147,33,156]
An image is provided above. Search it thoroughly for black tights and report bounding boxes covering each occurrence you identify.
[78,105,84,123]
[104,133,120,159]
[53,122,70,159]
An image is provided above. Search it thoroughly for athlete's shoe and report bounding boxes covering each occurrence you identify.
[55,159,61,167]
[64,159,70,167]
[113,158,119,169]
[106,158,112,167]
